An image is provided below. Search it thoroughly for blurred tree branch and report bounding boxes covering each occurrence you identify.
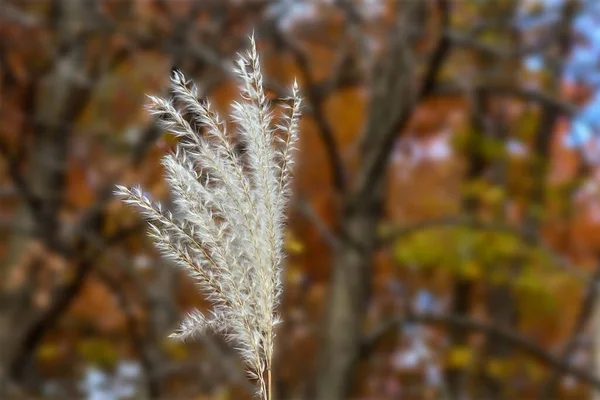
[539,262,600,398]
[435,82,577,117]
[294,197,341,250]
[354,0,450,203]
[94,269,163,398]
[272,29,348,193]
[362,311,600,389]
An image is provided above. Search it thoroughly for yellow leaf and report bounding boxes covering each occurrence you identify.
[36,343,61,362]
[77,338,119,369]
[489,270,510,285]
[285,231,305,254]
[486,358,509,378]
[161,338,188,361]
[377,223,393,238]
[462,261,482,280]
[286,264,304,285]
[525,359,544,382]
[447,346,473,368]
[214,387,230,400]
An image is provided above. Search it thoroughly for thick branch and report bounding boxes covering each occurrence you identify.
[0,138,42,224]
[355,0,451,200]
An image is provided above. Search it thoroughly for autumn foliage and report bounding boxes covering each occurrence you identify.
[1,0,600,399]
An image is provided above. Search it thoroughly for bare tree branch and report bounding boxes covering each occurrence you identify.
[0,138,42,224]
[9,221,143,381]
[95,268,163,398]
[434,81,577,117]
[538,263,600,398]
[274,32,348,193]
[355,0,451,202]
[293,197,341,249]
[363,311,600,389]
[445,28,555,60]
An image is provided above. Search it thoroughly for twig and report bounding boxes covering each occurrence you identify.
[293,197,341,249]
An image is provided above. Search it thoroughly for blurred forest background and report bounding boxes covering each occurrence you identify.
[2,0,600,399]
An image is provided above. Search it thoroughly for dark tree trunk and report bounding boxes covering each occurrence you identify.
[315,193,381,399]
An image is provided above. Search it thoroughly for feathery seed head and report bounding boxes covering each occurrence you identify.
[115,37,301,398]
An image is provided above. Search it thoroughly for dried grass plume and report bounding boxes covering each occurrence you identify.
[116,36,301,399]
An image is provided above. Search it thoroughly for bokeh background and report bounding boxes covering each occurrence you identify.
[2,0,600,399]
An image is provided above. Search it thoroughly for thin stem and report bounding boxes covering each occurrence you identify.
[268,368,272,400]
[259,374,267,400]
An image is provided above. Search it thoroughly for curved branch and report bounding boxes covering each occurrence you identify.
[363,311,600,389]
[356,0,451,200]
[539,264,600,397]
[276,34,348,193]
[434,82,577,117]
[95,269,162,398]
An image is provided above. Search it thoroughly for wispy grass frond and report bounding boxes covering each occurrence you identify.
[115,37,301,399]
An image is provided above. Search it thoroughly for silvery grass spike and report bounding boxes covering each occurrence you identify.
[116,36,301,399]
